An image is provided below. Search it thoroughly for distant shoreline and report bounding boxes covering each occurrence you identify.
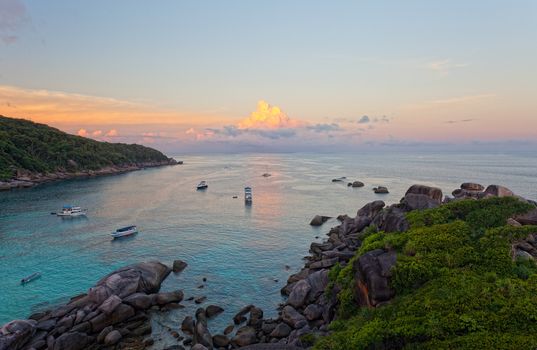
[0,159,178,191]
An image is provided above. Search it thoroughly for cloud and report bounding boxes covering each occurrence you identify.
[358,115,370,124]
[0,0,29,45]
[444,118,476,124]
[92,130,102,136]
[77,129,88,137]
[185,128,195,134]
[0,85,222,126]
[307,123,340,133]
[427,59,469,75]
[105,129,118,137]
[238,100,300,129]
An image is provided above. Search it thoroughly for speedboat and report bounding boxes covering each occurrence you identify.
[244,187,252,203]
[57,205,87,217]
[111,225,138,238]
[197,181,208,190]
[21,272,41,285]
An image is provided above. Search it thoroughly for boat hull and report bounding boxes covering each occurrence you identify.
[111,228,138,238]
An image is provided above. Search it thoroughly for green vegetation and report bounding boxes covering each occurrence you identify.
[0,115,173,180]
[317,197,537,350]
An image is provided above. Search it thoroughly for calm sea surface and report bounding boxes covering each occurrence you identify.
[1,152,536,342]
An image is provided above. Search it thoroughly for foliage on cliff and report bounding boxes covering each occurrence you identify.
[0,115,173,180]
[317,197,537,350]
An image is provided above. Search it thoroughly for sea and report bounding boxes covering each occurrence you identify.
[1,152,536,345]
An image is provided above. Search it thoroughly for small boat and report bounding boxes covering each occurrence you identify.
[111,225,138,238]
[57,205,87,217]
[21,272,41,285]
[262,173,271,177]
[331,177,347,182]
[197,181,208,190]
[244,187,252,203]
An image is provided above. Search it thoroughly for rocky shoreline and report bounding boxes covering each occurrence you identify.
[2,182,536,350]
[0,160,178,191]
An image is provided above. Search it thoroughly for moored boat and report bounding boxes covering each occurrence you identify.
[111,225,138,238]
[245,186,252,203]
[57,205,87,217]
[197,181,208,190]
[21,272,41,285]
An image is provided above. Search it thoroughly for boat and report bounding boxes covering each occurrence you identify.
[111,225,138,238]
[244,186,252,203]
[57,205,87,217]
[331,177,347,182]
[262,173,271,177]
[21,272,41,285]
[197,181,208,190]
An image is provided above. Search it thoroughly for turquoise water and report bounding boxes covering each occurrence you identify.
[1,152,536,340]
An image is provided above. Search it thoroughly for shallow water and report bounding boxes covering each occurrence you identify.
[1,152,536,341]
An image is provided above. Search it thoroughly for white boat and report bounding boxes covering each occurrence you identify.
[57,205,87,217]
[111,225,138,238]
[197,181,208,190]
[244,186,252,203]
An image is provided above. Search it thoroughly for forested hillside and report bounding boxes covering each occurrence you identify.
[0,115,174,180]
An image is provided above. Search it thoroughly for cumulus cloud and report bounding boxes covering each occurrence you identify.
[77,129,88,137]
[238,100,300,129]
[0,0,29,44]
[358,115,370,124]
[105,129,118,137]
[92,130,102,136]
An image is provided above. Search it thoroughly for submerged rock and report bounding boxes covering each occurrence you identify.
[173,260,188,273]
[373,186,389,194]
[310,215,331,226]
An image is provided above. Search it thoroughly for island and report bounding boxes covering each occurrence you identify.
[0,115,177,190]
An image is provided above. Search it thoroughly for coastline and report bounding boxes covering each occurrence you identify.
[2,182,536,350]
[0,159,178,191]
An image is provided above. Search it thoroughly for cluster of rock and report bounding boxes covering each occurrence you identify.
[0,160,177,191]
[0,261,183,350]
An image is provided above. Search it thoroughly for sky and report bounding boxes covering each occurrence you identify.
[0,0,536,153]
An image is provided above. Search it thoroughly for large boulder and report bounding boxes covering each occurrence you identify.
[205,305,224,318]
[154,290,184,305]
[374,206,409,233]
[88,261,171,304]
[123,292,153,310]
[373,186,389,194]
[306,269,329,303]
[353,249,396,307]
[484,185,514,197]
[98,295,122,315]
[309,215,330,226]
[270,323,292,338]
[0,320,36,350]
[52,332,91,350]
[232,326,257,347]
[515,208,537,225]
[461,183,484,191]
[287,280,311,308]
[193,308,213,349]
[405,184,443,202]
[172,260,188,273]
[281,306,307,329]
[401,193,440,211]
[89,303,135,332]
[357,201,386,220]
